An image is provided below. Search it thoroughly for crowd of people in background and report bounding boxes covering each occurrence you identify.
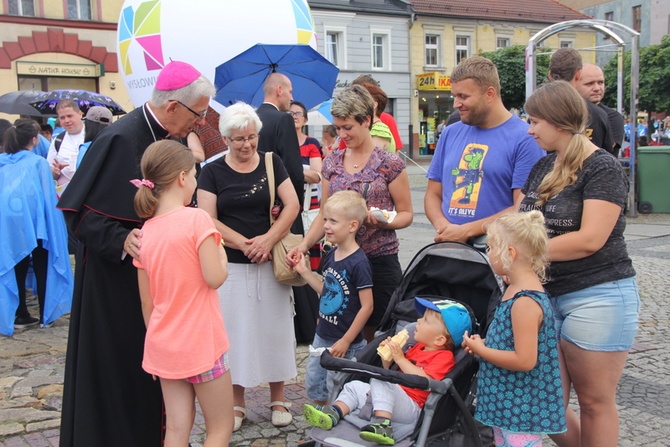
[0,50,647,447]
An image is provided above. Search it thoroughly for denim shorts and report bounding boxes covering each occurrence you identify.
[306,334,366,402]
[552,277,640,352]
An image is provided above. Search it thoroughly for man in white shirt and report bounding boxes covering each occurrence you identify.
[47,99,85,195]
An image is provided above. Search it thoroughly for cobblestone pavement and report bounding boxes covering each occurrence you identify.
[1,163,669,446]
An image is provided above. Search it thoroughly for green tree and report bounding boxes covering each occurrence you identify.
[603,34,670,116]
[480,45,551,110]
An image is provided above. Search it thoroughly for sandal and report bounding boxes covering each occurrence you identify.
[270,401,292,427]
[233,406,246,432]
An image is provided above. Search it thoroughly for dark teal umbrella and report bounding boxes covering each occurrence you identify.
[0,90,45,115]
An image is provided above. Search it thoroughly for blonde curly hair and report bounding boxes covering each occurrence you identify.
[486,211,549,282]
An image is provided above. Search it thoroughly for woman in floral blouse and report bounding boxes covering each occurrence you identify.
[288,85,413,340]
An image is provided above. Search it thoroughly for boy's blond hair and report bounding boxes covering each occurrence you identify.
[324,191,368,225]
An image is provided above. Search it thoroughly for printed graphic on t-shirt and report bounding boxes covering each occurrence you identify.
[319,267,351,326]
[448,143,489,217]
[519,190,574,237]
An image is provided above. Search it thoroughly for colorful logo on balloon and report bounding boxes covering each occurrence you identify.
[118,0,318,107]
[118,0,163,75]
[291,0,316,45]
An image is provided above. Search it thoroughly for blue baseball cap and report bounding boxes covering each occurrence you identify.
[415,297,472,346]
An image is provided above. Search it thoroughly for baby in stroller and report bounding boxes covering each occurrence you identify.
[303,298,471,445]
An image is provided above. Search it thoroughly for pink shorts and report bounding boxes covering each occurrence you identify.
[185,352,230,384]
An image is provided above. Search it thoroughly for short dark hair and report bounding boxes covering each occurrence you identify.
[56,99,81,113]
[352,74,379,87]
[290,101,308,118]
[323,125,337,138]
[450,56,501,95]
[2,118,37,154]
[361,83,388,117]
[549,48,582,82]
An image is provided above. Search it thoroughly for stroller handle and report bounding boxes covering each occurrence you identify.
[320,350,449,395]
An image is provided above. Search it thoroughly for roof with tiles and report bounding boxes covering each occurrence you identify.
[411,0,591,24]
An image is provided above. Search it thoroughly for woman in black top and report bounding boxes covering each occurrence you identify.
[517,81,639,447]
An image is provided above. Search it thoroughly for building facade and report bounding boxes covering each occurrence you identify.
[308,0,413,148]
[409,0,594,157]
[0,0,127,121]
[557,0,670,67]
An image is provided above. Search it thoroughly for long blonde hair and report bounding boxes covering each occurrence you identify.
[134,140,195,219]
[524,81,589,205]
[487,211,548,282]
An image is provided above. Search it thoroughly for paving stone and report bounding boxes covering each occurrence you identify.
[1,435,29,447]
[24,419,60,434]
[20,432,50,447]
[0,424,23,437]
[8,389,31,399]
[0,379,20,391]
[0,409,59,424]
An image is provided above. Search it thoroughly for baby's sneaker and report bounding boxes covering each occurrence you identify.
[302,404,339,430]
[359,419,395,445]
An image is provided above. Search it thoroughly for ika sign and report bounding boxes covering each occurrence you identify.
[417,72,451,91]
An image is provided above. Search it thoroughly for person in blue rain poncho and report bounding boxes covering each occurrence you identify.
[0,119,73,336]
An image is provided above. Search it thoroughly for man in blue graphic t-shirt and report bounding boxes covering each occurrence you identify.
[425,56,544,245]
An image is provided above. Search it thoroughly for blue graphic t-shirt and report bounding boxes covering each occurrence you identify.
[426,117,544,225]
[317,248,373,343]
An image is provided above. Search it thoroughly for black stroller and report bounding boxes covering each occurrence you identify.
[305,242,503,447]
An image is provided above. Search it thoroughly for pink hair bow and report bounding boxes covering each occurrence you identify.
[129,179,155,189]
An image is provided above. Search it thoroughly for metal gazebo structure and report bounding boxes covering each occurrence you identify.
[526,19,640,216]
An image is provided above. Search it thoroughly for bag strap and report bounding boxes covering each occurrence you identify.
[54,131,66,153]
[266,152,275,225]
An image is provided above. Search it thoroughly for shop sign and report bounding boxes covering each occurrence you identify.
[417,72,451,91]
[16,61,103,78]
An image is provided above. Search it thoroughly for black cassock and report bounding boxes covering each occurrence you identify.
[58,104,166,447]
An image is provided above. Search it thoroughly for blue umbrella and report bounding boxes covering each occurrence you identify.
[215,44,339,110]
[317,99,334,122]
[307,99,333,125]
[30,89,126,115]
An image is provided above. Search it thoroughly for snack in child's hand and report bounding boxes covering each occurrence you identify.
[370,207,397,224]
[377,329,409,361]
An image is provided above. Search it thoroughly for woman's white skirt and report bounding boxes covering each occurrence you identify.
[218,262,297,388]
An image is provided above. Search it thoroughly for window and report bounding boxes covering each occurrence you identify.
[455,36,470,64]
[425,34,439,67]
[8,0,35,16]
[325,31,343,67]
[496,37,511,49]
[68,0,91,20]
[603,12,614,39]
[371,31,390,70]
[632,5,641,32]
[560,40,573,48]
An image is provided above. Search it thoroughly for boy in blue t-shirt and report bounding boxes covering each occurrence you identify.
[294,190,374,404]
